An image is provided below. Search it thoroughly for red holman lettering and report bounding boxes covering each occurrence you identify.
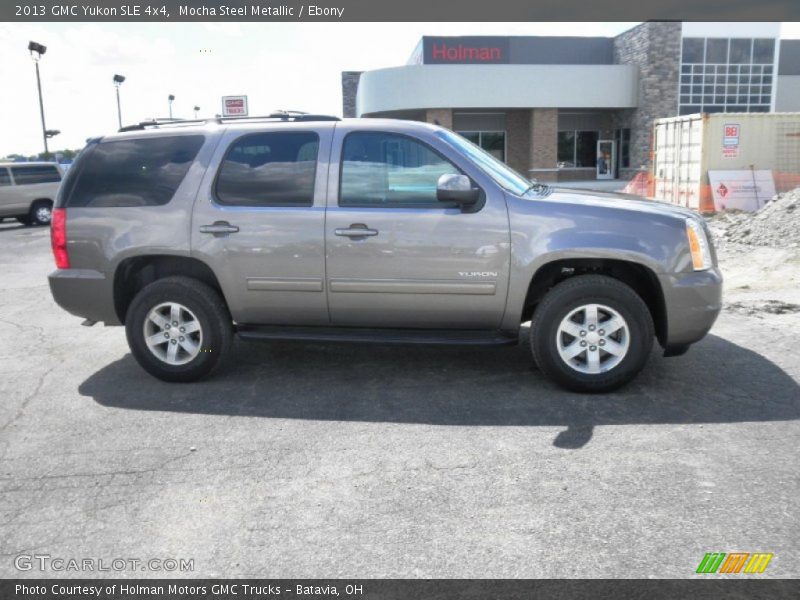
[431,43,502,62]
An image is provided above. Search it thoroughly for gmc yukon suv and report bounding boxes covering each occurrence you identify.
[48,115,722,392]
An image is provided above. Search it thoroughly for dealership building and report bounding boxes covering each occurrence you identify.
[342,22,800,182]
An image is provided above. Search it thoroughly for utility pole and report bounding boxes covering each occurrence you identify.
[28,41,49,159]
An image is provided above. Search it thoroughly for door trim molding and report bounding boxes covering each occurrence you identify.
[328,278,496,295]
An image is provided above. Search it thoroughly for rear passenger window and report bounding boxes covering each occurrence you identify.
[64,135,204,207]
[215,132,319,207]
[0,169,11,186]
[11,165,61,185]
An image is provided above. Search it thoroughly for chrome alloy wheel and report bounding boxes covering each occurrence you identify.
[143,302,203,366]
[35,205,52,224]
[556,303,630,375]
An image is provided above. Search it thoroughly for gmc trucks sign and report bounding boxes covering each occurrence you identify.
[222,95,248,117]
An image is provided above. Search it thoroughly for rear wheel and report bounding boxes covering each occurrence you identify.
[16,215,32,226]
[29,200,53,226]
[530,275,654,393]
[125,276,233,382]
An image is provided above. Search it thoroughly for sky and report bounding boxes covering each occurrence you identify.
[0,21,798,156]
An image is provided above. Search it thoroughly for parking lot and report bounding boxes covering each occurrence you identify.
[0,219,798,578]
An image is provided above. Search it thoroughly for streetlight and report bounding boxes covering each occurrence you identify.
[113,74,125,129]
[28,41,50,159]
[168,94,175,119]
[193,105,200,119]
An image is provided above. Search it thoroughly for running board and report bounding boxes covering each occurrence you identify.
[236,325,519,346]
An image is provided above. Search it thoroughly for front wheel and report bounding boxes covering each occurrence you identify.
[530,275,654,393]
[125,276,233,382]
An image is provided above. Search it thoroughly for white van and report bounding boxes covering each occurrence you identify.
[0,162,63,226]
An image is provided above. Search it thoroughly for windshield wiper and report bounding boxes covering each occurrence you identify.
[524,181,550,195]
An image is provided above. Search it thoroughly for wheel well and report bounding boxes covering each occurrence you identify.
[522,258,668,346]
[31,198,53,206]
[113,255,224,323]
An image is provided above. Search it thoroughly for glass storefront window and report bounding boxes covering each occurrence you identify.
[557,130,599,168]
[557,131,576,166]
[575,131,598,168]
[455,131,505,162]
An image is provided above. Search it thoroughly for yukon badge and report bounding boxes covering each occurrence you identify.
[459,271,498,278]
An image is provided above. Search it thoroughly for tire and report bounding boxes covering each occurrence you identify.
[530,274,654,393]
[29,200,53,226]
[16,216,32,226]
[125,276,233,383]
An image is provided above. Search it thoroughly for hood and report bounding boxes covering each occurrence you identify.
[546,188,700,221]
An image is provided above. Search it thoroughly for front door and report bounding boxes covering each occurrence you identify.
[191,125,332,325]
[596,140,615,180]
[324,129,511,329]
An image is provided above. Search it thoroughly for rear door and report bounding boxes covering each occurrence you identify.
[324,126,511,329]
[191,124,333,325]
[0,168,14,216]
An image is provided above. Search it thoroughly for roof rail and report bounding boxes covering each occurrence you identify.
[118,112,340,132]
[216,112,341,123]
[118,118,206,132]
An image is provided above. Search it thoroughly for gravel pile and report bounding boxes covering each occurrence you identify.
[709,187,800,247]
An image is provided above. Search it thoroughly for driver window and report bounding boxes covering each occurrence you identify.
[339,132,459,207]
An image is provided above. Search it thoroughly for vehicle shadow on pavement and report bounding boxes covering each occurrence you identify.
[80,333,800,449]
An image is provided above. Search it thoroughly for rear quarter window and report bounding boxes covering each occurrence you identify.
[11,165,61,185]
[64,135,205,207]
[215,131,319,207]
[0,168,11,186]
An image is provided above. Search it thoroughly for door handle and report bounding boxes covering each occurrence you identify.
[199,221,239,236]
[335,224,379,238]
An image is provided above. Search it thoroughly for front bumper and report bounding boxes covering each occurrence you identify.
[48,269,121,325]
[658,267,723,351]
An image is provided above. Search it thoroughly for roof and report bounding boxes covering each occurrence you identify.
[0,161,61,167]
[99,116,444,142]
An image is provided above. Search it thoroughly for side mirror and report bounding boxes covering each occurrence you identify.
[437,174,480,206]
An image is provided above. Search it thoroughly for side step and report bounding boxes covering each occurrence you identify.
[236,325,519,346]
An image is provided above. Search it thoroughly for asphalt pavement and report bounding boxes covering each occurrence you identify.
[0,221,797,578]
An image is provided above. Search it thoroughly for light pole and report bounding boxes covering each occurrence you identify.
[28,41,50,159]
[193,105,200,119]
[168,94,175,119]
[113,74,125,129]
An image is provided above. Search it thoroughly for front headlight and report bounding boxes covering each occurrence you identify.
[685,218,713,271]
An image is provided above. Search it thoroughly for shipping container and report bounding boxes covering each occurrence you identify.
[651,112,800,212]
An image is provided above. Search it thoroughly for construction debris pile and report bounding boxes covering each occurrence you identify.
[709,187,800,248]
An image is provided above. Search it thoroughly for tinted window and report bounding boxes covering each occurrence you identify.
[706,38,729,63]
[682,38,704,63]
[730,39,753,64]
[340,132,459,207]
[65,136,204,207]
[753,38,775,63]
[216,132,319,207]
[0,169,10,186]
[11,165,61,185]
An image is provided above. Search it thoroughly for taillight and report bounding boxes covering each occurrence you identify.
[51,208,70,269]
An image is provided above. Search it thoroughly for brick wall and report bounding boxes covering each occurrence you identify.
[505,110,531,175]
[613,22,681,176]
[529,108,558,181]
[341,71,362,118]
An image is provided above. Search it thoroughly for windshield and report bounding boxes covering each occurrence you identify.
[437,129,532,196]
